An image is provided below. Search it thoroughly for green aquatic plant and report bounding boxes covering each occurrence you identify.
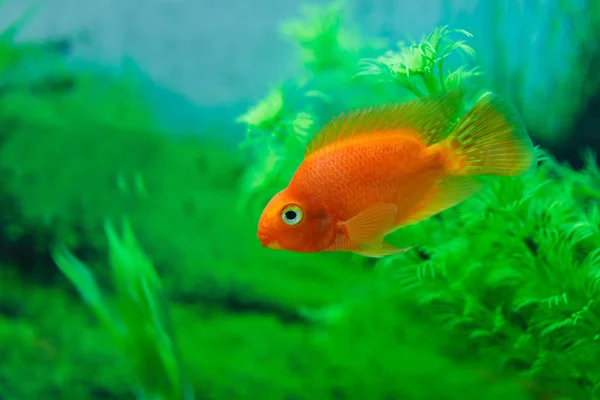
[280,1,356,74]
[310,283,536,400]
[52,219,191,400]
[0,266,135,399]
[278,0,395,112]
[236,85,324,210]
[355,25,483,97]
[280,1,387,75]
[343,149,600,399]
[0,51,168,271]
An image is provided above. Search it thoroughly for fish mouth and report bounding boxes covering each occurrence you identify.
[257,232,281,250]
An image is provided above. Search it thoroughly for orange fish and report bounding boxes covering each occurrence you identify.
[257,89,535,257]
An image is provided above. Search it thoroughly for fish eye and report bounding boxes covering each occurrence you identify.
[281,204,303,225]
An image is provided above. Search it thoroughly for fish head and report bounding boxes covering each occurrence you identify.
[257,189,334,253]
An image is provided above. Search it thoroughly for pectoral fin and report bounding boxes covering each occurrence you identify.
[338,203,398,244]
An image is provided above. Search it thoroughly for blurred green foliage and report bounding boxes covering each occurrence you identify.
[0,1,599,400]
[52,219,191,400]
[373,149,600,399]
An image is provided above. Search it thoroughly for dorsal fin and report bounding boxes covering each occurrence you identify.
[305,89,471,156]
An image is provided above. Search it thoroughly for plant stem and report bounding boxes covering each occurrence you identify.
[422,72,441,95]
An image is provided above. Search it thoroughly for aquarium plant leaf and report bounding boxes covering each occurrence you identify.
[52,245,118,336]
[52,218,192,400]
[0,0,41,72]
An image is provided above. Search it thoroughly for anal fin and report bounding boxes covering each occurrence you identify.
[352,241,412,258]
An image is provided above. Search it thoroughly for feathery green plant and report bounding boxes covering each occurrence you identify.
[350,149,600,399]
[355,25,482,97]
[281,0,395,76]
[52,219,191,400]
[236,84,328,211]
[280,1,361,74]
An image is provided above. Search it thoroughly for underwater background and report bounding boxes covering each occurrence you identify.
[1,0,600,399]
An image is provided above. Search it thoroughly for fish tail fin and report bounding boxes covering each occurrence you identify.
[441,90,536,176]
